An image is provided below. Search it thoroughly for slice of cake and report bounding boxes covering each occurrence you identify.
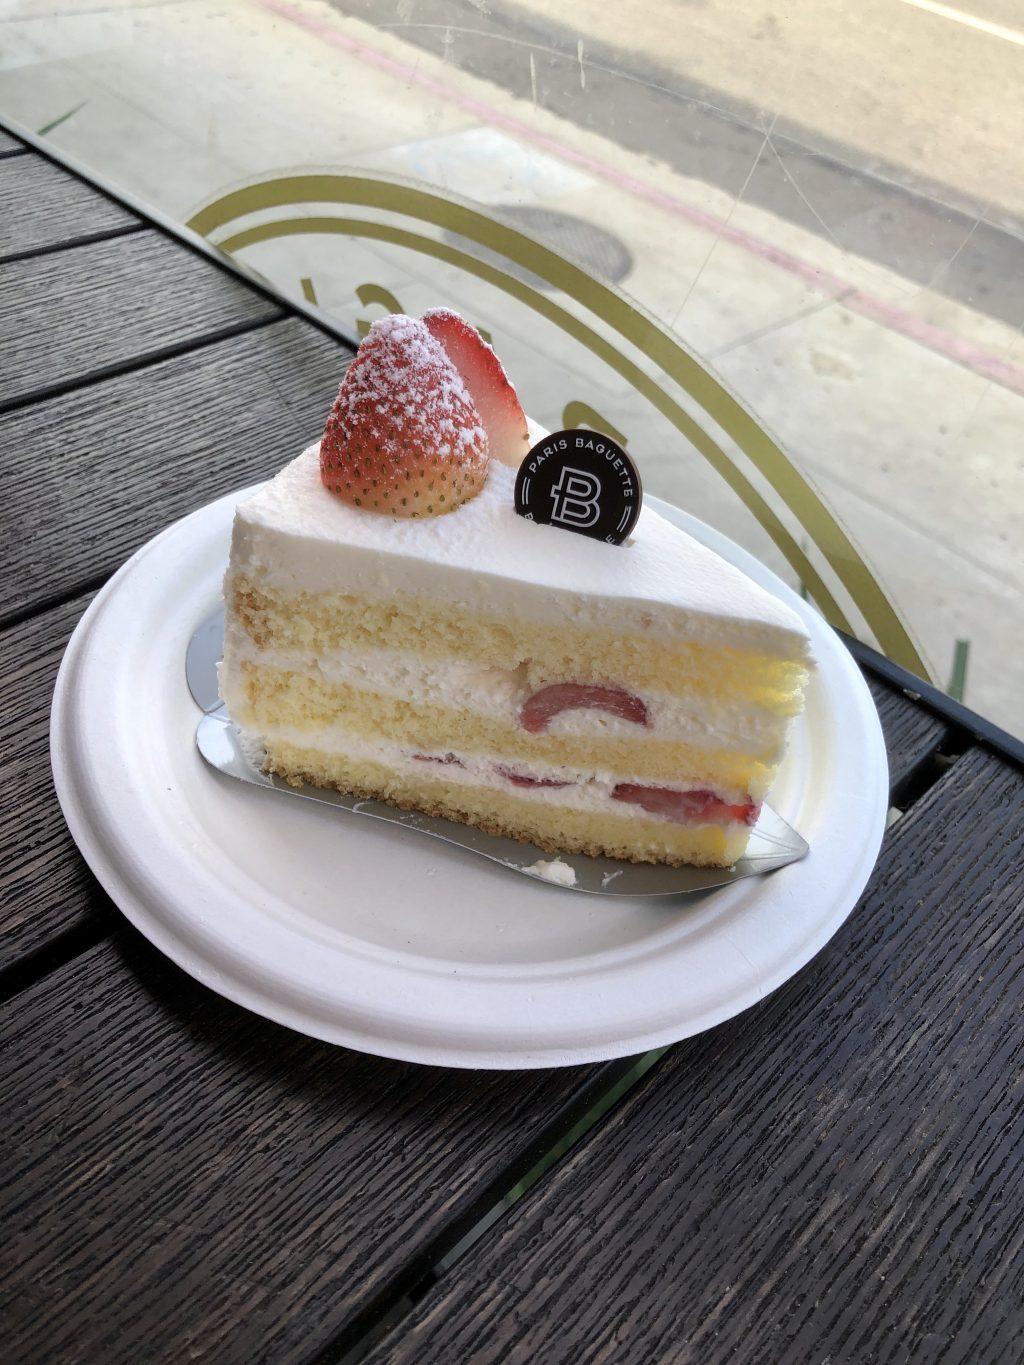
[220,312,812,868]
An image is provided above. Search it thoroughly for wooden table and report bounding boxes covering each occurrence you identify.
[2,129,1023,1364]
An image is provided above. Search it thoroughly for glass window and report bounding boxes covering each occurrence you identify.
[4,0,1020,732]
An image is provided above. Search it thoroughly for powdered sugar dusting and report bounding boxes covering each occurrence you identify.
[320,314,489,516]
[337,315,485,461]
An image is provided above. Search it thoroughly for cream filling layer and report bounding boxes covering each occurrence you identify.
[224,630,787,756]
[248,719,753,817]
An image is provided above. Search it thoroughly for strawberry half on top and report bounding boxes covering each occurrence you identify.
[320,314,489,517]
[423,308,531,469]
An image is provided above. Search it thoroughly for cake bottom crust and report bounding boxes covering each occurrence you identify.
[262,738,749,869]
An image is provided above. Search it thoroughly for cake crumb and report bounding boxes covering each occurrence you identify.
[601,869,624,887]
[526,858,577,888]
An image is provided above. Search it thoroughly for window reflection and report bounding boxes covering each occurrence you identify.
[3,0,1020,733]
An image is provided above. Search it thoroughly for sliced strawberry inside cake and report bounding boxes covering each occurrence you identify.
[220,311,812,869]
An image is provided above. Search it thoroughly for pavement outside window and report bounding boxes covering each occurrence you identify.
[2,0,1020,735]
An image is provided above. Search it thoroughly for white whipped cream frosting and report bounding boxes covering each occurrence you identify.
[227,441,811,659]
[526,859,578,887]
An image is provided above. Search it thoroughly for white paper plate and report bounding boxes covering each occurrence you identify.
[51,487,887,1068]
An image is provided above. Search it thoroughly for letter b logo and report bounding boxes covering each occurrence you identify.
[550,465,601,529]
[514,428,641,545]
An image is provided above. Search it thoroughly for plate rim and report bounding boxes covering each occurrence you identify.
[50,484,888,1068]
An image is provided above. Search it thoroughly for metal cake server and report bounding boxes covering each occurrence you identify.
[188,609,808,897]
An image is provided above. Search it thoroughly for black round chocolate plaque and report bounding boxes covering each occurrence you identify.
[513,428,642,545]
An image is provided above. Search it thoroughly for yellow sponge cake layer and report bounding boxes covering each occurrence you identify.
[263,739,747,868]
[228,661,776,801]
[232,579,808,715]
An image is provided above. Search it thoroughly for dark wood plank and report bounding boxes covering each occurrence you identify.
[0,319,349,969]
[1,229,279,406]
[0,130,24,155]
[0,153,136,257]
[0,316,348,623]
[0,929,609,1362]
[849,634,1024,769]
[0,594,98,976]
[378,747,1024,1365]
[868,675,948,793]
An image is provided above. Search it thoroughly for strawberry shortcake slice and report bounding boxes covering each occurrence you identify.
[219,311,812,868]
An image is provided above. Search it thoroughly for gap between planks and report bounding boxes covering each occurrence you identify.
[0,568,114,636]
[0,915,114,1009]
[0,311,284,421]
[0,221,147,267]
